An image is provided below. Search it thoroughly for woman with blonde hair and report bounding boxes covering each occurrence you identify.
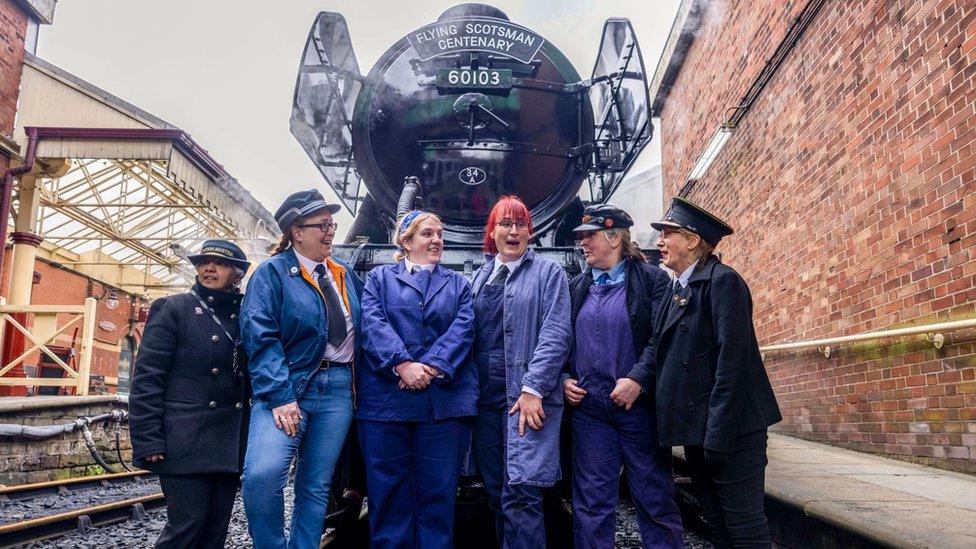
[357,210,476,548]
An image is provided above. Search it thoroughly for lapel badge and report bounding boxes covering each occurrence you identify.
[673,294,688,307]
[290,266,299,275]
[195,307,204,315]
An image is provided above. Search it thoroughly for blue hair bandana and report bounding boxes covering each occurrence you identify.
[397,210,424,250]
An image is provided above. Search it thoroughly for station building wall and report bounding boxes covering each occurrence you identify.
[0,255,146,394]
[0,0,29,172]
[658,0,976,471]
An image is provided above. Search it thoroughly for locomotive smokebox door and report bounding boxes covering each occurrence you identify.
[291,5,654,247]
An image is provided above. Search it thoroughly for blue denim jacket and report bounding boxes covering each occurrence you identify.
[471,248,571,486]
[241,249,363,408]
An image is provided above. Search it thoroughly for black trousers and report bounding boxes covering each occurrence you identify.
[685,430,771,548]
[156,472,240,549]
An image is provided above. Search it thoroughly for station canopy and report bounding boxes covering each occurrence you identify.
[10,54,278,295]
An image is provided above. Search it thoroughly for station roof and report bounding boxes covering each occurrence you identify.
[10,54,278,295]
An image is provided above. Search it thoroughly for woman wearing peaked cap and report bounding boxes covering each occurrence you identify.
[652,197,782,548]
[356,210,476,548]
[240,189,364,548]
[470,196,572,549]
[129,240,251,548]
[564,204,684,548]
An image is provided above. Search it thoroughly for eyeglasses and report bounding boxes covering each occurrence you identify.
[296,221,339,232]
[496,220,529,230]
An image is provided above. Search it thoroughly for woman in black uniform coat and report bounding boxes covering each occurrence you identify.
[129,240,251,549]
[652,198,782,548]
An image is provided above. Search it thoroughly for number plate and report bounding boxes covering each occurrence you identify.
[436,68,513,92]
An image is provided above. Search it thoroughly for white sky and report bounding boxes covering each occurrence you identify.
[36,0,680,232]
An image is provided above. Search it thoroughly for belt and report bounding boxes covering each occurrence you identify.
[320,360,352,370]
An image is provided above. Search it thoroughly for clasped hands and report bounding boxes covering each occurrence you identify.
[395,361,441,390]
[563,377,641,410]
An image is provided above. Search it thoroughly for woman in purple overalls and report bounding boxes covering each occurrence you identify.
[564,204,684,548]
[471,196,572,549]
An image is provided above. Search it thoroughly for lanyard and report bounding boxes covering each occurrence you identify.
[190,289,242,379]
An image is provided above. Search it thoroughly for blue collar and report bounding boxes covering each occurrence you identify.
[592,259,627,285]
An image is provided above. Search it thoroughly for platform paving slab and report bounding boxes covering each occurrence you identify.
[764,434,976,548]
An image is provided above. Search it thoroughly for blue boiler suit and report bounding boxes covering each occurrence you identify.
[571,282,684,548]
[357,262,476,549]
[473,280,545,549]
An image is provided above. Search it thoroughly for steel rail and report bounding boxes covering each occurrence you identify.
[0,471,151,502]
[760,318,976,355]
[0,492,165,547]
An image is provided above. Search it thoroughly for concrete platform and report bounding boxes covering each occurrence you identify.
[679,434,976,548]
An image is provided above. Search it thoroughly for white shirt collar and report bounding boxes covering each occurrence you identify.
[404,258,435,273]
[294,249,328,275]
[491,253,525,280]
[677,260,699,289]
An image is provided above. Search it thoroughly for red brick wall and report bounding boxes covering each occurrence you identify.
[0,0,27,140]
[659,0,976,471]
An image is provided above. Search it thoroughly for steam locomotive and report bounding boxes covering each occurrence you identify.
[290,4,655,543]
[290,2,653,264]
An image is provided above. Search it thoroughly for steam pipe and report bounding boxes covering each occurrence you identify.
[0,127,40,276]
[396,176,424,220]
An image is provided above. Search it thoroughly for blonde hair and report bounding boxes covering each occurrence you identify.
[678,228,714,262]
[393,212,442,262]
[603,228,646,262]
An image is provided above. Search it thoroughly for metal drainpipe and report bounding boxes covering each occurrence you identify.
[0,127,40,277]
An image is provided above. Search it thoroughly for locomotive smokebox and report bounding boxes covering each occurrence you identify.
[291,3,653,245]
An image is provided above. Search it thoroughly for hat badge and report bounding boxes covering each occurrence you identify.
[605,218,614,228]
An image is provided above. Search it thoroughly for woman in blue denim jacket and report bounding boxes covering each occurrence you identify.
[240,189,363,549]
[471,196,572,549]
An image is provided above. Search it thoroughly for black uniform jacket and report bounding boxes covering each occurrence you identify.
[568,257,671,390]
[129,282,250,475]
[653,254,781,453]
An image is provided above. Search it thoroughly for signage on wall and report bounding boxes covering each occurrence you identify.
[98,320,118,333]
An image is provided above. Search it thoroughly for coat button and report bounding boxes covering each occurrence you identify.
[688,402,696,411]
[235,402,243,410]
[230,314,237,319]
[682,362,689,372]
[211,368,219,375]
[419,301,424,307]
[207,296,214,303]
[208,401,217,409]
[211,335,220,343]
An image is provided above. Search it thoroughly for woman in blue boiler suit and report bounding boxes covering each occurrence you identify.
[357,210,476,549]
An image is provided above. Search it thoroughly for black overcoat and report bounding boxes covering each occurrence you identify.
[653,254,781,453]
[129,282,250,475]
[568,257,671,389]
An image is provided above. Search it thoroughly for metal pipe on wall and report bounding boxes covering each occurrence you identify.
[0,127,40,277]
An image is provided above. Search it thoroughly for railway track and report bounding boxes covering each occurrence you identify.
[0,471,164,548]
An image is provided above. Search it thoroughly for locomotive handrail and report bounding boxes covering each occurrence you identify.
[760,318,976,357]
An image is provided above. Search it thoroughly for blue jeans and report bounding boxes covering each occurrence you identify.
[242,367,353,549]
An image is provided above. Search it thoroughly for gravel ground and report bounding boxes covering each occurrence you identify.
[23,484,711,548]
[0,479,162,525]
[22,485,294,549]
[616,500,712,549]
